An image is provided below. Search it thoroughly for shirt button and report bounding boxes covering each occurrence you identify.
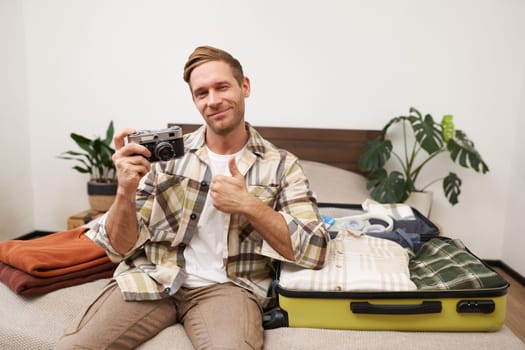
[190,213,197,220]
[178,242,186,248]
[163,287,171,294]
[201,181,208,187]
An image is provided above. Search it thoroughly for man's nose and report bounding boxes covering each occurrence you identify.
[208,90,221,106]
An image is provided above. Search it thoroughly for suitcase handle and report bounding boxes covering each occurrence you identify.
[350,301,442,315]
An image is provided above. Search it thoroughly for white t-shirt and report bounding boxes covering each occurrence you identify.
[182,145,246,288]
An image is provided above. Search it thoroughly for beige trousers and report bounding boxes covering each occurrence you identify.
[55,281,264,350]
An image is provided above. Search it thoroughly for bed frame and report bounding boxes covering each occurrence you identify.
[176,124,381,175]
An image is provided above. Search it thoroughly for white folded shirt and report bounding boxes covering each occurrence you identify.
[279,230,416,292]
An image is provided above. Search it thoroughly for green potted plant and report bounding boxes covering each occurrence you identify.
[58,120,117,212]
[358,107,489,209]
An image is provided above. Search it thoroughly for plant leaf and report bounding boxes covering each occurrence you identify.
[447,130,489,173]
[441,114,455,142]
[72,165,91,174]
[409,107,422,118]
[443,172,462,205]
[358,138,393,172]
[381,115,411,136]
[58,152,93,167]
[104,120,114,146]
[70,133,94,155]
[58,120,117,181]
[367,169,408,203]
[411,112,443,154]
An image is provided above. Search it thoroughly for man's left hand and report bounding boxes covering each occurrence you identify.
[209,157,249,214]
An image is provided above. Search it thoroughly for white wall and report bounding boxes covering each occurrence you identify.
[1,0,524,274]
[0,0,34,236]
[502,72,525,275]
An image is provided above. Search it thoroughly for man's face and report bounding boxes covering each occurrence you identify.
[189,60,250,136]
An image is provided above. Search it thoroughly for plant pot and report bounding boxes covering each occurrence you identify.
[405,191,433,217]
[87,181,117,212]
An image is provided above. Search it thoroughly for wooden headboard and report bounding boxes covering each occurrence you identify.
[176,124,380,175]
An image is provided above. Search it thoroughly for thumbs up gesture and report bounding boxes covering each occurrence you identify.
[209,157,249,213]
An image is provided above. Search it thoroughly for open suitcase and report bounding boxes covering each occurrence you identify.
[264,203,509,332]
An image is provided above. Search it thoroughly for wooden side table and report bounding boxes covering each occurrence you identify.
[67,210,105,230]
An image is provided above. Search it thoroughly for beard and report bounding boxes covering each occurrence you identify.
[205,106,245,136]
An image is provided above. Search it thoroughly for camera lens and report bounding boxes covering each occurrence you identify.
[154,142,176,161]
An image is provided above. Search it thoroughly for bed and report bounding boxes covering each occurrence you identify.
[0,125,523,350]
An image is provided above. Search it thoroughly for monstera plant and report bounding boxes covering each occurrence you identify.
[358,107,489,206]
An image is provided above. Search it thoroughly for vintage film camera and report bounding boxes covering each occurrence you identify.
[127,125,184,162]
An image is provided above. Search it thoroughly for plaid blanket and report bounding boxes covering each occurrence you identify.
[409,238,507,290]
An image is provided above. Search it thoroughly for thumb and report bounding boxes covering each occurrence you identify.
[114,128,136,150]
[228,157,242,177]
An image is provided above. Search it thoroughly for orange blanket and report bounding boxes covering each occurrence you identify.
[0,227,110,277]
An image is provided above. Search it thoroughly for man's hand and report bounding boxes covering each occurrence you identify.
[209,157,248,214]
[112,129,152,196]
[210,157,294,259]
[106,128,153,255]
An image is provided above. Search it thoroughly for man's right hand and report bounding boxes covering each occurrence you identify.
[112,128,152,196]
[105,128,152,255]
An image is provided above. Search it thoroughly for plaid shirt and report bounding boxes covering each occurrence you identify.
[88,124,329,306]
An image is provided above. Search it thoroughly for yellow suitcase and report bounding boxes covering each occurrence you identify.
[265,203,509,332]
[274,285,507,331]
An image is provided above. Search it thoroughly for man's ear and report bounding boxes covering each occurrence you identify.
[242,76,251,98]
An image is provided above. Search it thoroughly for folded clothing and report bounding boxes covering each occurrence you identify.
[0,227,110,277]
[361,199,416,221]
[326,213,394,234]
[409,238,507,290]
[279,230,417,292]
[367,229,422,253]
[0,261,115,296]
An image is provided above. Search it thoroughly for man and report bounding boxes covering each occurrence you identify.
[56,46,329,350]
